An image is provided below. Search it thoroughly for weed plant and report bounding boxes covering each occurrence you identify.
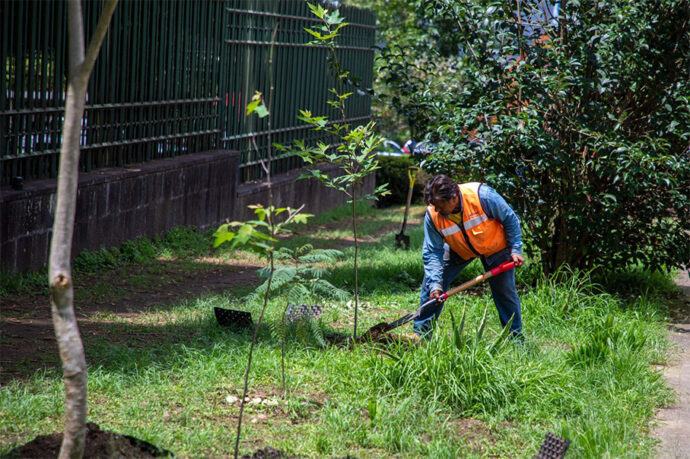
[0,205,677,458]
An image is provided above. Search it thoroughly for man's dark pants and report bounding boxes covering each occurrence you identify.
[414,247,523,338]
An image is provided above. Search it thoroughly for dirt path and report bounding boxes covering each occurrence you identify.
[654,268,690,458]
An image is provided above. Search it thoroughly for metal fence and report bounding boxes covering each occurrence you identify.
[0,0,375,186]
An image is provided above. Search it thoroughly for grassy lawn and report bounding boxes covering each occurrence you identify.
[0,202,678,457]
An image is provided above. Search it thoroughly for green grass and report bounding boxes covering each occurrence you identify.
[0,202,678,457]
[0,227,219,298]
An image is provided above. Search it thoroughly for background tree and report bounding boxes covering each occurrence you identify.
[410,0,690,274]
[49,0,118,457]
[347,0,463,140]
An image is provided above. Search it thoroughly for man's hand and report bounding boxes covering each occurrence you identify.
[511,253,525,266]
[430,289,445,302]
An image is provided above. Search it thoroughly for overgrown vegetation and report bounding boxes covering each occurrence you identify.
[1,203,678,457]
[356,0,690,275]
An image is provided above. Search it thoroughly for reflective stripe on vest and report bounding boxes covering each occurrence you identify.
[428,183,507,259]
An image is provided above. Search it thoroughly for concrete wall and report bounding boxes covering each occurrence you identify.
[0,150,374,273]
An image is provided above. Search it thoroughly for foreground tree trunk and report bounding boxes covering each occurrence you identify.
[49,1,118,457]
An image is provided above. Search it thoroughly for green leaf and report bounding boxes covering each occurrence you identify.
[603,194,617,203]
[246,99,261,115]
[307,2,326,19]
[304,28,324,41]
[255,104,269,118]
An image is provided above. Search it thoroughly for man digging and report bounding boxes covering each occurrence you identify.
[410,174,525,341]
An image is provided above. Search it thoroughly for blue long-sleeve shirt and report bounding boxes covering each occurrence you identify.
[422,184,523,292]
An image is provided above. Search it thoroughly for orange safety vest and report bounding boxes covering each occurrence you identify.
[427,183,507,260]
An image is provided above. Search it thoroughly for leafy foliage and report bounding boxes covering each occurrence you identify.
[297,2,389,203]
[213,205,311,256]
[382,0,690,274]
[349,0,462,139]
[250,245,349,305]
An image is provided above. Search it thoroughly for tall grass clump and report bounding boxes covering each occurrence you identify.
[368,307,558,417]
[365,266,673,456]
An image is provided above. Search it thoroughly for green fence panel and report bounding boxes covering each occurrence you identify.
[0,0,375,186]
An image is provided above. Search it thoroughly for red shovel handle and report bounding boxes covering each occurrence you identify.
[405,259,520,329]
[439,259,520,302]
[490,260,518,277]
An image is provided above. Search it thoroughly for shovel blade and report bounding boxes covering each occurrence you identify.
[357,322,394,342]
[395,232,410,249]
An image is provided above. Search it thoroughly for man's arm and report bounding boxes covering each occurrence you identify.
[479,185,524,263]
[422,211,446,294]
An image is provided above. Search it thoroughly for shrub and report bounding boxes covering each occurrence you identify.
[73,247,120,272]
[404,0,690,274]
[120,237,157,264]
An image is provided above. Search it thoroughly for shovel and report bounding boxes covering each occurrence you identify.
[395,166,421,249]
[358,260,519,341]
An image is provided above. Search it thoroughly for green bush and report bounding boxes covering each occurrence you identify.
[375,155,427,207]
[73,247,120,272]
[394,0,690,274]
[120,237,157,264]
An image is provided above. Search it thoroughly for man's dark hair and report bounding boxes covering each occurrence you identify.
[424,175,459,204]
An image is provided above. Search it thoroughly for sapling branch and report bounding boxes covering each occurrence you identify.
[234,251,274,459]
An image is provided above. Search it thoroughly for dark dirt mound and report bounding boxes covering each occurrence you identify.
[2,422,172,458]
[241,447,290,458]
[325,323,417,347]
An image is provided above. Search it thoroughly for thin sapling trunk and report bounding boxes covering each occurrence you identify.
[50,1,118,457]
[234,252,275,459]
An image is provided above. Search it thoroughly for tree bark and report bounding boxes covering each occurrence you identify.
[49,1,118,458]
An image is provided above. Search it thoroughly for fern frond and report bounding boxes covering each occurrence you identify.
[286,283,312,304]
[301,267,328,279]
[310,319,328,349]
[298,248,343,264]
[245,267,297,303]
[273,247,295,261]
[310,279,349,301]
[295,243,314,258]
[269,314,286,341]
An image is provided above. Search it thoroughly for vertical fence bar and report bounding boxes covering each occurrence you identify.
[0,0,8,160]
